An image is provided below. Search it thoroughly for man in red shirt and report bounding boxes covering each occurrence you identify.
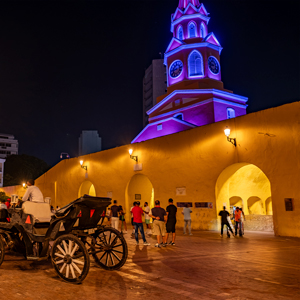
[131,201,150,246]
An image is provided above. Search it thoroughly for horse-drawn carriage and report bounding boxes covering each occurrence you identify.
[0,195,128,283]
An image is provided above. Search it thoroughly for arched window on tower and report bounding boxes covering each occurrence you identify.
[177,26,184,40]
[200,23,206,38]
[188,50,203,77]
[188,22,197,38]
[227,108,235,119]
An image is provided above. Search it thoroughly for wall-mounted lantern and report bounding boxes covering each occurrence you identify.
[129,149,138,162]
[22,183,27,189]
[80,160,87,171]
[224,127,236,147]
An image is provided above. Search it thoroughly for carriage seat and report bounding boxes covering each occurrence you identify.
[22,201,53,223]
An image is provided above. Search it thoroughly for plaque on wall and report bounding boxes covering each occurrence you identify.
[195,202,213,209]
[135,194,141,200]
[176,187,186,196]
[107,191,113,198]
[284,198,293,211]
[177,202,193,208]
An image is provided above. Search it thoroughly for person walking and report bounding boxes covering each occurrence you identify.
[131,201,150,246]
[240,207,246,236]
[110,200,121,230]
[218,206,234,237]
[143,202,151,236]
[234,207,243,236]
[149,200,167,248]
[165,198,177,245]
[182,203,193,235]
[119,205,127,233]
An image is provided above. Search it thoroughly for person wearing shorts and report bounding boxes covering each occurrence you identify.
[149,200,167,248]
[165,198,177,245]
[143,202,151,235]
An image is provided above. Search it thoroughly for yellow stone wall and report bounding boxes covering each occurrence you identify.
[1,102,299,237]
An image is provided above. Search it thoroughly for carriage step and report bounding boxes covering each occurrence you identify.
[27,256,48,261]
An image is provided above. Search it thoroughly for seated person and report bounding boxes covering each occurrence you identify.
[23,179,44,203]
[0,199,8,222]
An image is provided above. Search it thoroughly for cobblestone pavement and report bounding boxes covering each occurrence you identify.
[0,230,299,300]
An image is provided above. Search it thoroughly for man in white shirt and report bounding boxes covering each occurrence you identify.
[22,179,44,203]
[143,202,152,235]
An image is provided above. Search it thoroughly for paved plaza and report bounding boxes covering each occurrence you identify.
[1,230,299,300]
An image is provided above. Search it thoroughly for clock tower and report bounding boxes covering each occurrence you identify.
[132,1,248,143]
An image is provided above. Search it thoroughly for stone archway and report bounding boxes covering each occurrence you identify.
[125,174,154,223]
[78,180,96,198]
[215,163,273,232]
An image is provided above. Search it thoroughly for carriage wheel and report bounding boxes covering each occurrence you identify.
[51,234,90,284]
[0,235,5,266]
[92,227,128,270]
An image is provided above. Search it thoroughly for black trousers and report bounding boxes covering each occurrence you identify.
[235,221,242,235]
[221,221,233,235]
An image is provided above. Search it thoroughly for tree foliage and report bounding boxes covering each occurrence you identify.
[3,154,50,187]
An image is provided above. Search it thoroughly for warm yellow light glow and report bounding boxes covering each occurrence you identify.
[224,127,231,137]
[129,149,133,156]
[22,183,26,187]
[80,160,83,166]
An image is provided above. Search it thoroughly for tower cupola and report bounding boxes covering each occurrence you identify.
[178,0,200,10]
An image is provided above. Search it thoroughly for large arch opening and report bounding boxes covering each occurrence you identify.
[215,163,273,232]
[78,180,96,198]
[125,174,154,223]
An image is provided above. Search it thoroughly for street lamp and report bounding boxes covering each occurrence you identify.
[224,127,236,147]
[80,160,87,171]
[129,149,138,162]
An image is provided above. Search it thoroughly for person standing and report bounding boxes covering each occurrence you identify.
[131,201,150,246]
[130,202,136,235]
[110,200,121,230]
[149,200,167,248]
[240,207,246,236]
[143,202,151,235]
[218,206,234,237]
[182,203,193,235]
[22,179,44,203]
[165,198,177,245]
[234,207,243,236]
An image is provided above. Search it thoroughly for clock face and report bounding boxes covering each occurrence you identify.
[169,60,183,78]
[208,56,220,75]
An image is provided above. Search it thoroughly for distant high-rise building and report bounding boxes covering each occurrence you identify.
[143,59,167,127]
[0,133,18,159]
[79,131,102,156]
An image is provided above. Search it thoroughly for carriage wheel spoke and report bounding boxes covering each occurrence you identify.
[62,241,69,254]
[109,253,114,265]
[111,251,121,262]
[55,253,65,258]
[70,264,76,278]
[111,249,123,254]
[56,259,64,264]
[66,265,70,278]
[110,235,118,247]
[111,243,122,249]
[70,244,78,256]
[57,245,66,255]
[108,231,112,244]
[105,251,109,266]
[71,262,82,275]
[60,263,67,273]
[72,259,85,265]
[69,240,73,255]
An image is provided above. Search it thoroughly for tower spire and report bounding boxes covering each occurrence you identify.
[178,0,200,10]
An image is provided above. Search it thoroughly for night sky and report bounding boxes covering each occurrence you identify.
[0,0,299,166]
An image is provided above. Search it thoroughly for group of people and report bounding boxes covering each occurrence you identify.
[218,206,246,237]
[106,198,194,248]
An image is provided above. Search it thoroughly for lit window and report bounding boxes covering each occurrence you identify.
[227,108,235,119]
[177,26,183,40]
[157,124,163,131]
[200,23,206,38]
[188,22,197,38]
[188,50,203,77]
[174,113,183,120]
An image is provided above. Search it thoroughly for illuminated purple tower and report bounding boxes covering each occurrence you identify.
[132,1,248,143]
